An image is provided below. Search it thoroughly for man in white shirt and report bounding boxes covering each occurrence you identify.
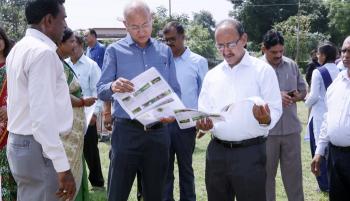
[311,36,350,201]
[66,35,104,189]
[196,19,282,201]
[6,0,76,200]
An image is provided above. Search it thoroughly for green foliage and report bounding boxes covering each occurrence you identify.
[273,15,329,62]
[186,23,218,67]
[229,0,299,43]
[0,0,26,41]
[326,0,350,45]
[299,0,330,34]
[151,6,189,38]
[193,10,216,38]
[151,7,218,67]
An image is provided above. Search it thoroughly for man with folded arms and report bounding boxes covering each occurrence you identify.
[196,19,282,201]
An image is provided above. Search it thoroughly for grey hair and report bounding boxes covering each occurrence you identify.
[215,19,245,37]
[123,0,151,20]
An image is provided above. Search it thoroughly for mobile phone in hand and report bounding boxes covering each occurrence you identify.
[287,90,296,97]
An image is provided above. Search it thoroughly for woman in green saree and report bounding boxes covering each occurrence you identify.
[0,27,16,201]
[57,28,96,201]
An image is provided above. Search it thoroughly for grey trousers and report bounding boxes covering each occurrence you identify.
[6,133,60,201]
[266,133,304,201]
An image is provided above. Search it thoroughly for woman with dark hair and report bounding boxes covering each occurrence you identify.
[56,28,95,201]
[305,42,339,192]
[0,27,17,201]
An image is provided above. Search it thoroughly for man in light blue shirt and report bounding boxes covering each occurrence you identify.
[67,35,105,189]
[162,21,208,201]
[96,1,181,201]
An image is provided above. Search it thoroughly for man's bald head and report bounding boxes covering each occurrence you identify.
[123,0,151,21]
[215,19,245,38]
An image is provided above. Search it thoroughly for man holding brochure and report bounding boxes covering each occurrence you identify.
[96,1,181,201]
[196,19,282,201]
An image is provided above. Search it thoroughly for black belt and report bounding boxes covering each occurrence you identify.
[330,143,350,152]
[115,118,164,131]
[213,136,266,148]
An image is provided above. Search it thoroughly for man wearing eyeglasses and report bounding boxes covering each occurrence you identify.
[196,19,282,201]
[162,21,208,201]
[261,30,306,201]
[311,36,350,201]
[96,1,181,201]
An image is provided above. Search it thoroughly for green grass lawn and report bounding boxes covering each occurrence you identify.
[88,102,329,201]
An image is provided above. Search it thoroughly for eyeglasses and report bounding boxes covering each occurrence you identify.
[163,36,178,44]
[127,21,152,32]
[341,48,350,54]
[216,38,240,51]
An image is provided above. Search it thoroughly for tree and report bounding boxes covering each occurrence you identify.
[186,23,218,67]
[0,0,26,41]
[298,0,329,34]
[193,10,216,38]
[151,7,218,67]
[229,0,299,43]
[151,6,189,38]
[273,15,329,62]
[326,0,350,45]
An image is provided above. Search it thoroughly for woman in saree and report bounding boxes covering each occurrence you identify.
[57,28,96,201]
[0,27,16,201]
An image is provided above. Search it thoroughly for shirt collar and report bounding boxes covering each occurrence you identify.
[90,41,99,50]
[67,54,87,65]
[76,54,88,64]
[177,47,191,60]
[125,34,153,48]
[340,69,350,81]
[26,28,57,51]
[262,54,286,68]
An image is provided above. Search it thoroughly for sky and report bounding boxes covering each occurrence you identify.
[64,0,234,30]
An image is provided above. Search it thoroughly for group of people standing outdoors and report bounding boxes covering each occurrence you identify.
[0,0,349,201]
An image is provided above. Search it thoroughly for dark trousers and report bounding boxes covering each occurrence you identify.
[328,144,350,201]
[108,120,170,201]
[163,123,196,201]
[205,139,266,201]
[309,118,329,192]
[84,124,104,187]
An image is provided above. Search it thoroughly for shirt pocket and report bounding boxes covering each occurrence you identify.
[148,59,169,80]
[285,74,298,91]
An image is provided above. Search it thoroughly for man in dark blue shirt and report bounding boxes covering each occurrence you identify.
[85,28,105,69]
[96,1,181,201]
